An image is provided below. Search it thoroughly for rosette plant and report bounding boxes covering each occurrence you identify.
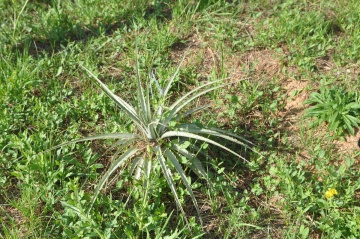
[53,53,253,224]
[304,86,360,136]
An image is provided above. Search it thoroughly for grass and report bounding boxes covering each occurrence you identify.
[1,0,359,238]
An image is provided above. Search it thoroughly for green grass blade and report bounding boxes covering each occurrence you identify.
[207,126,255,146]
[88,147,138,213]
[145,80,154,137]
[48,133,136,152]
[156,62,219,119]
[181,104,211,118]
[80,64,147,133]
[150,68,163,96]
[177,123,255,150]
[130,156,144,180]
[161,131,249,163]
[107,138,136,152]
[154,146,189,226]
[157,81,222,133]
[136,50,151,124]
[161,84,225,130]
[142,157,152,203]
[163,148,203,224]
[169,80,222,111]
[169,105,212,125]
[162,52,187,98]
[169,143,210,184]
[110,142,136,168]
[153,211,186,239]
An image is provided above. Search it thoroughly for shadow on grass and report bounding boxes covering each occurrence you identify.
[7,1,175,57]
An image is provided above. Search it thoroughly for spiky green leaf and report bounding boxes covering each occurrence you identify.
[88,147,139,213]
[161,131,249,163]
[80,64,148,134]
[154,146,189,226]
[163,148,203,224]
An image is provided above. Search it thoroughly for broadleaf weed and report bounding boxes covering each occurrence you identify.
[304,86,360,136]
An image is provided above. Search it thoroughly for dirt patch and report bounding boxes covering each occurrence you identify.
[334,130,360,154]
[315,55,360,85]
[279,77,360,158]
[280,78,310,131]
[241,50,283,77]
[226,49,285,83]
[170,33,218,80]
[170,40,358,158]
[314,54,338,72]
[0,205,26,237]
[170,36,287,85]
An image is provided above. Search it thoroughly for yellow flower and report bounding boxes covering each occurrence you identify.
[325,188,338,199]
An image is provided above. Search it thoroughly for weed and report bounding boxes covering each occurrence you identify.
[2,0,360,238]
[49,51,255,227]
[304,86,360,136]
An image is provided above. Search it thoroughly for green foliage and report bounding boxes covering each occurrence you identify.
[1,0,360,238]
[266,151,360,239]
[304,86,360,136]
[50,53,253,226]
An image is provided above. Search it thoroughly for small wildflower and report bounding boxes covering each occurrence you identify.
[325,188,338,199]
